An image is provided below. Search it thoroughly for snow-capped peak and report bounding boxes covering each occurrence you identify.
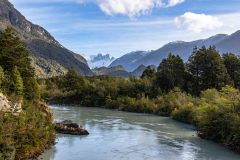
[86,53,115,69]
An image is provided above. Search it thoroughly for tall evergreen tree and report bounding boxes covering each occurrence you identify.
[187,46,231,95]
[223,53,240,89]
[0,27,41,100]
[0,27,34,78]
[11,67,23,96]
[23,77,40,100]
[156,54,186,92]
[62,68,85,92]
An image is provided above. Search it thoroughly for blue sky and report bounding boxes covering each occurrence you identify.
[9,0,240,58]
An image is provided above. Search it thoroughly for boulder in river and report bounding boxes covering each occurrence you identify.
[55,120,89,135]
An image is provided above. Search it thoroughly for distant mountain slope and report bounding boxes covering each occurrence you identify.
[131,65,147,77]
[109,51,150,71]
[92,65,129,77]
[86,53,115,69]
[30,56,67,78]
[92,64,157,78]
[0,0,92,76]
[110,32,240,71]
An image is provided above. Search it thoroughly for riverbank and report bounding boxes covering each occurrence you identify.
[0,102,56,160]
[39,105,240,160]
[40,61,240,154]
[48,93,240,155]
[45,86,240,154]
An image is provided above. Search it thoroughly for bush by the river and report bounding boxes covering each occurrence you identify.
[195,86,240,152]
[0,102,55,160]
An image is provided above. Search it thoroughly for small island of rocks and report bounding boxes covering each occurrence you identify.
[55,120,89,135]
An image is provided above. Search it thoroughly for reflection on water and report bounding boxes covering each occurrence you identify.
[38,105,240,160]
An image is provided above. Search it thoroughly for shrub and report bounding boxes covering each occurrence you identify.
[171,104,195,124]
[0,103,55,160]
[195,86,240,152]
[155,88,195,119]
[105,96,156,113]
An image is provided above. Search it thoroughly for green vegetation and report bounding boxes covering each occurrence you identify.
[41,46,240,153]
[0,27,55,160]
[31,55,67,78]
[156,54,186,92]
[0,103,55,160]
[141,66,156,79]
[187,46,231,95]
[223,53,240,89]
[196,87,240,152]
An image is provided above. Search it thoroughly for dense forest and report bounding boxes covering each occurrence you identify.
[0,28,55,160]
[42,47,240,153]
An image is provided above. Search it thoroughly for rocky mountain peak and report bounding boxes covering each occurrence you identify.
[0,0,58,45]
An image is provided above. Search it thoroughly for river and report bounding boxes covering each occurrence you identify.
[38,105,240,160]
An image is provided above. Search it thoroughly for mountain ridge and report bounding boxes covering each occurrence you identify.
[110,30,240,71]
[0,0,93,77]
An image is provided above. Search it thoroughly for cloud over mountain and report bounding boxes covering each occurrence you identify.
[98,0,184,17]
[175,12,223,33]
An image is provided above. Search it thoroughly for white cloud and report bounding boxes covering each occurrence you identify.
[175,12,223,33]
[166,0,185,7]
[98,0,184,17]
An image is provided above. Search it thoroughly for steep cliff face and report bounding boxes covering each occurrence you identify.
[0,0,93,76]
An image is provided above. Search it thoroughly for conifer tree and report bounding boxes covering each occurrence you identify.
[223,53,240,88]
[0,27,34,78]
[23,77,40,100]
[187,46,231,95]
[156,54,186,92]
[141,66,156,79]
[11,66,23,96]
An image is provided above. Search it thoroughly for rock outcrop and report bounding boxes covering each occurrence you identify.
[55,120,89,135]
[0,92,22,114]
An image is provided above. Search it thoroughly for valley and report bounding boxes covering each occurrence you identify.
[0,0,240,160]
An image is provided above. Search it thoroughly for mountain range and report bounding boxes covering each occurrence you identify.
[0,0,92,77]
[110,32,240,71]
[85,53,115,69]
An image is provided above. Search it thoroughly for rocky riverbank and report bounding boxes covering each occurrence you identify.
[55,120,89,135]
